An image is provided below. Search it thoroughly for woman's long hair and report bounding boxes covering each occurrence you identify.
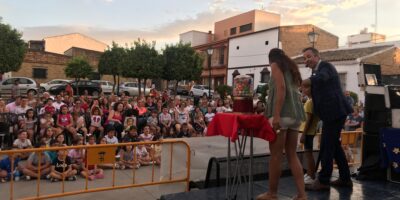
[268,48,302,86]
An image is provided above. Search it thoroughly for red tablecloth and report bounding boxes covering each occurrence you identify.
[207,113,276,142]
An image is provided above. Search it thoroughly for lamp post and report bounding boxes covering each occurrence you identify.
[307,27,319,48]
[207,48,213,99]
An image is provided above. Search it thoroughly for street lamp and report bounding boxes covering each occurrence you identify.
[207,48,214,99]
[307,27,319,48]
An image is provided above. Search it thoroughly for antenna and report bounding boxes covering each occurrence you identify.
[375,0,378,33]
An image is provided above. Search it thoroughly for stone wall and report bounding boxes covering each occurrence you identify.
[280,25,339,57]
[362,47,400,75]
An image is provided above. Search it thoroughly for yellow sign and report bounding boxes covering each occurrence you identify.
[87,147,116,165]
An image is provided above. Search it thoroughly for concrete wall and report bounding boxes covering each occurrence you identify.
[44,33,107,54]
[179,31,210,47]
[227,29,279,87]
[254,10,280,32]
[214,10,256,41]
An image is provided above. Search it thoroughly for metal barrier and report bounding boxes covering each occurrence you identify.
[0,140,191,200]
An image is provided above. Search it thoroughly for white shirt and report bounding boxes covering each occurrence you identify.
[53,101,65,111]
[14,105,32,115]
[205,113,215,123]
[104,135,118,144]
[6,102,18,113]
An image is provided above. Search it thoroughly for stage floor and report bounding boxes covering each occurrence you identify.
[160,176,400,200]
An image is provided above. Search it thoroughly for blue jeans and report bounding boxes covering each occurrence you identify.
[318,117,351,184]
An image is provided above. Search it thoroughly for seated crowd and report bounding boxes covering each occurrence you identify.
[0,89,237,183]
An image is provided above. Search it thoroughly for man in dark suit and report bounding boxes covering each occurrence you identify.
[302,47,353,190]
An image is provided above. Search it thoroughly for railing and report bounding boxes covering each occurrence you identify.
[0,140,191,200]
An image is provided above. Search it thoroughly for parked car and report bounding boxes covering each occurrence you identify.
[48,80,102,96]
[168,85,189,96]
[189,85,214,97]
[118,82,151,96]
[92,80,114,94]
[0,77,39,96]
[39,79,71,92]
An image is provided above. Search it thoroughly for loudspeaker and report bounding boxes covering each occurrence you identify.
[364,93,388,133]
[357,133,386,180]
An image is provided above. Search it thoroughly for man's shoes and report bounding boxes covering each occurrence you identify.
[304,174,315,185]
[330,179,353,187]
[305,180,330,191]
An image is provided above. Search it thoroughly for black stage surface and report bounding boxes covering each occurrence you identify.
[160,176,400,200]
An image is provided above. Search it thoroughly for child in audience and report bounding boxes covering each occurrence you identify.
[193,112,206,136]
[122,117,135,138]
[49,149,77,182]
[136,144,152,166]
[104,126,118,144]
[118,145,140,169]
[0,153,21,182]
[159,107,173,138]
[68,137,85,174]
[19,109,37,141]
[40,112,55,136]
[204,106,215,125]
[89,106,104,139]
[21,143,52,180]
[299,84,319,185]
[42,127,55,147]
[147,110,160,134]
[13,130,32,159]
[139,126,153,142]
[177,123,192,138]
[57,105,76,139]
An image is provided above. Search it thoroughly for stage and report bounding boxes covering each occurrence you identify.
[160,175,400,200]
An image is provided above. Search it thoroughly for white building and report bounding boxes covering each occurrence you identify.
[293,45,400,103]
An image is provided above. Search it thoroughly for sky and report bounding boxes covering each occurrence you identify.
[1,0,400,49]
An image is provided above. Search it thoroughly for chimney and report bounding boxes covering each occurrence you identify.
[208,31,213,43]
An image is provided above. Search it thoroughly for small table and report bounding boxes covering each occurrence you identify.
[207,113,275,200]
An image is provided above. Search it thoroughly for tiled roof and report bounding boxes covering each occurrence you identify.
[293,45,394,64]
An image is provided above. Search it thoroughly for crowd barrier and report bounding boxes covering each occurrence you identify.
[0,140,191,200]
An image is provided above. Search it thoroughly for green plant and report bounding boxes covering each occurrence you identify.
[257,84,269,104]
[349,91,359,105]
[215,85,232,99]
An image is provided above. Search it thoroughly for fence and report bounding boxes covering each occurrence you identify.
[0,140,191,200]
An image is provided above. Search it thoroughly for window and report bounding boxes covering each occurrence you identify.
[219,47,225,65]
[230,27,237,35]
[3,78,14,85]
[33,68,47,79]
[339,73,347,91]
[240,23,252,33]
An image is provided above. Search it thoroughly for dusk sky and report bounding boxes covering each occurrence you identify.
[1,0,399,49]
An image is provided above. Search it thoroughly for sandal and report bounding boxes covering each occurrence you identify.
[256,192,278,200]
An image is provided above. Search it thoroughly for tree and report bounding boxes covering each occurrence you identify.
[0,18,27,74]
[65,56,93,95]
[125,39,162,96]
[98,42,127,94]
[162,43,203,94]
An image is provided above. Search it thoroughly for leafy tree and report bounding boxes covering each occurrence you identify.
[98,42,127,94]
[162,43,203,94]
[125,39,162,96]
[215,85,232,100]
[65,56,93,95]
[0,18,27,74]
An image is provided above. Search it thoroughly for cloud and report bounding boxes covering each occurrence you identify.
[209,0,228,11]
[266,0,368,27]
[20,9,239,49]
